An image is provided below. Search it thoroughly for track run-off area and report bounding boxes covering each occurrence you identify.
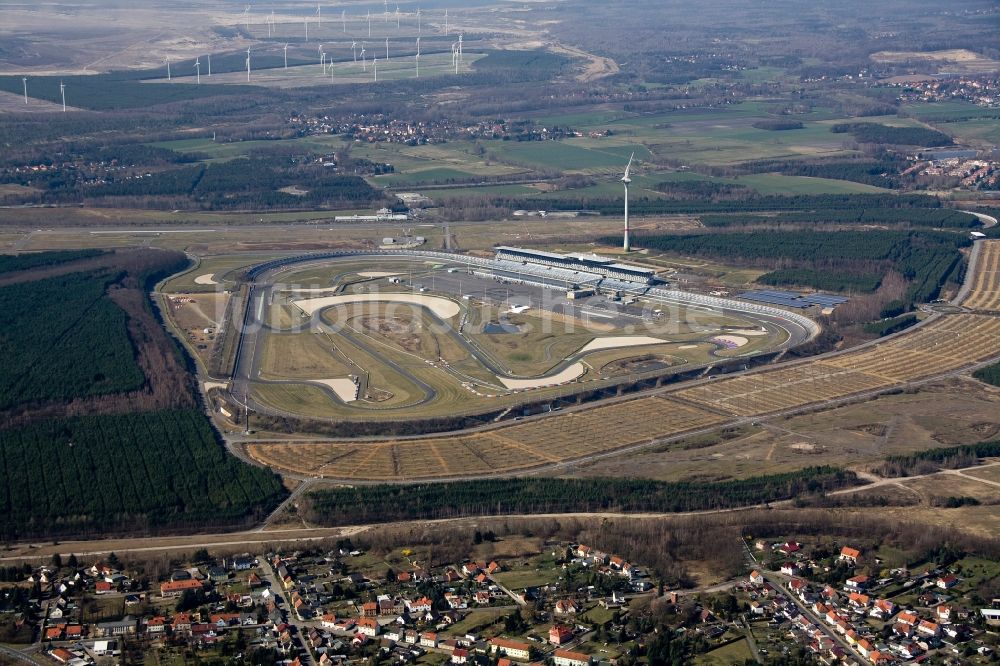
[238,241,1000,482]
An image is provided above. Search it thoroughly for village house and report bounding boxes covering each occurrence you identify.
[553,649,591,666]
[839,547,861,565]
[160,579,204,598]
[357,617,380,637]
[549,625,574,645]
[490,637,532,661]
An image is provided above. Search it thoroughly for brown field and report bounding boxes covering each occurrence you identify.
[573,382,1000,481]
[247,396,727,480]
[675,314,1000,417]
[963,240,1000,312]
[162,292,229,367]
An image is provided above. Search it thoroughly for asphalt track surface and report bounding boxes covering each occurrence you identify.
[227,249,817,423]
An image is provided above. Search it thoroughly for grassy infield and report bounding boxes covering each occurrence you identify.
[248,258,770,420]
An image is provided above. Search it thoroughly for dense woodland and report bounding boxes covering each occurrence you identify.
[0,409,285,539]
[302,468,858,526]
[875,441,1000,478]
[830,123,953,147]
[0,249,103,274]
[973,360,1000,388]
[613,229,968,304]
[0,251,286,538]
[699,209,978,230]
[0,270,145,409]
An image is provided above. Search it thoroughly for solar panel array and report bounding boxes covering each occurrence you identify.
[738,290,849,309]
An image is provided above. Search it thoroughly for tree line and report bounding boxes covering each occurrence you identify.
[301,467,858,526]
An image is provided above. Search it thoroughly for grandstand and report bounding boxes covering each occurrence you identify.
[495,247,658,285]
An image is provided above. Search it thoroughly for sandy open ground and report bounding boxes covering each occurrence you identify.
[311,378,359,402]
[499,362,585,389]
[712,335,749,349]
[357,271,400,278]
[579,335,668,353]
[194,273,219,285]
[293,293,461,319]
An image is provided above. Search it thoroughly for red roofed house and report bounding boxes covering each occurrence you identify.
[452,648,469,664]
[553,650,592,666]
[845,575,869,591]
[549,625,574,645]
[95,581,114,594]
[490,637,531,661]
[937,575,959,589]
[839,547,861,565]
[778,541,801,555]
[49,648,75,664]
[357,617,380,637]
[160,579,204,598]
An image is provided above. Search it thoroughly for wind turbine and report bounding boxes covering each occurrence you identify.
[341,9,346,32]
[415,38,420,77]
[207,53,212,76]
[304,18,309,41]
[194,58,201,84]
[22,77,27,104]
[351,39,357,61]
[321,51,326,74]
[458,34,463,62]
[417,7,421,34]
[373,56,378,82]
[243,4,251,30]
[246,47,252,82]
[366,10,371,37]
[444,8,448,34]
[267,12,273,38]
[621,152,634,252]
[395,5,400,28]
[360,44,367,71]
[166,59,171,81]
[59,81,66,112]
[385,37,389,60]
[284,43,289,69]
[316,3,321,27]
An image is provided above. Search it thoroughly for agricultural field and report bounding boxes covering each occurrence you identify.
[246,395,728,480]
[574,381,1000,482]
[963,240,1000,312]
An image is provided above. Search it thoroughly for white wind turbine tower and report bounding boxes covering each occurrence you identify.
[458,34,463,62]
[373,56,378,82]
[246,47,252,82]
[195,58,201,84]
[321,51,326,73]
[621,152,634,252]
[366,10,371,37]
[243,4,251,30]
[22,77,27,105]
[268,10,276,38]
[316,3,321,27]
[417,7,421,34]
[444,8,448,34]
[385,37,389,60]
[207,53,212,76]
[351,39,357,61]
[59,81,66,112]
[395,5,400,29]
[166,59,171,81]
[415,37,420,77]
[360,43,367,71]
[342,9,346,32]
[284,43,289,69]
